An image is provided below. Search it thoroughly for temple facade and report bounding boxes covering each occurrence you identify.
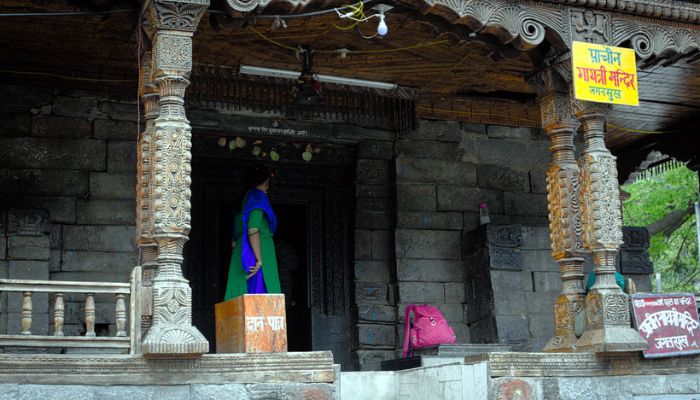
[1,0,700,398]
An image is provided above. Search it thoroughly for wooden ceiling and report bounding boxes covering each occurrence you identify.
[0,0,698,161]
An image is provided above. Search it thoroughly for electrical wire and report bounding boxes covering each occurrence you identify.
[0,1,374,19]
[208,0,376,20]
[0,9,136,17]
[607,123,682,135]
[248,27,299,51]
[0,68,136,82]
[417,106,539,126]
[3,4,692,137]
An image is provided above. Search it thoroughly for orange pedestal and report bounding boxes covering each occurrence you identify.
[215,294,288,353]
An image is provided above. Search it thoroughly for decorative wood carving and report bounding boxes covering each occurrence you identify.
[613,21,700,68]
[138,53,160,334]
[575,109,647,352]
[141,0,210,356]
[537,88,586,352]
[570,9,611,44]
[421,0,566,51]
[220,0,700,68]
[540,0,700,25]
[272,0,700,69]
[188,65,418,136]
[153,1,209,32]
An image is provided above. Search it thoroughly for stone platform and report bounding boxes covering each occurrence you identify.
[344,351,700,400]
[0,351,336,400]
[465,351,700,377]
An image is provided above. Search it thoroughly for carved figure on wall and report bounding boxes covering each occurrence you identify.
[572,9,610,43]
[225,164,283,300]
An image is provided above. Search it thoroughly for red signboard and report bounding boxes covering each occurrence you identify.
[631,293,700,358]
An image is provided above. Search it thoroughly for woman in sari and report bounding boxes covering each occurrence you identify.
[224,164,282,300]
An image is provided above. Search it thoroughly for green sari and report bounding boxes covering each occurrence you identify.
[224,206,282,301]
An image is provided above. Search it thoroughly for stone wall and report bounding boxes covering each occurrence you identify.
[465,224,653,352]
[394,121,552,354]
[0,382,336,400]
[0,84,654,366]
[0,84,138,337]
[353,138,398,370]
[492,374,700,400]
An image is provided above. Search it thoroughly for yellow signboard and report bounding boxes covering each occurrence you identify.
[572,41,639,106]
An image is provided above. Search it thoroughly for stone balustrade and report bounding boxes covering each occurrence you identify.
[0,266,141,353]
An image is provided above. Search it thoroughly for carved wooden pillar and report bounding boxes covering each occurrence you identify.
[141,0,209,356]
[137,52,160,335]
[529,62,587,352]
[574,105,647,352]
[539,91,586,352]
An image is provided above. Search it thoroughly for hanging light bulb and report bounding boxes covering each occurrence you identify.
[377,14,388,36]
[372,4,392,37]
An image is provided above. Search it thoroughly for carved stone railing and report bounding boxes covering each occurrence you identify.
[0,267,142,354]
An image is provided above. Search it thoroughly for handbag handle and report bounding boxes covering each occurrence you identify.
[403,304,415,357]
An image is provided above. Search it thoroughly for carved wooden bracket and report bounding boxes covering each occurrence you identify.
[221,0,700,69]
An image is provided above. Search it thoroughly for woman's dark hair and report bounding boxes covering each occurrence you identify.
[245,164,271,189]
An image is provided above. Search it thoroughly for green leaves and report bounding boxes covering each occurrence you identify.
[623,166,699,292]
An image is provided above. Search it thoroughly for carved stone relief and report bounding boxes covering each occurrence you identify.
[486,225,523,271]
[6,209,49,236]
[620,226,653,274]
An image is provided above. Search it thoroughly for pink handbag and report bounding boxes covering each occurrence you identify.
[403,304,457,357]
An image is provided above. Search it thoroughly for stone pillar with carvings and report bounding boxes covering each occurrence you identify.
[538,90,587,352]
[574,104,647,352]
[137,52,160,334]
[140,0,210,355]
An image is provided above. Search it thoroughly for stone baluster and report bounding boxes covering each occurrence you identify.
[54,293,64,337]
[574,105,647,352]
[140,0,209,355]
[116,293,127,337]
[138,53,160,334]
[21,291,32,335]
[85,293,96,337]
[539,92,587,352]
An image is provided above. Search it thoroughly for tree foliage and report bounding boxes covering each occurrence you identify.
[622,166,699,292]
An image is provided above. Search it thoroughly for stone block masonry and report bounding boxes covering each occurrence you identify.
[394,122,552,353]
[0,84,138,338]
[353,140,398,371]
[464,224,654,352]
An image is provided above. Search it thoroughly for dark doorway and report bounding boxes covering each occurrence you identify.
[186,136,355,369]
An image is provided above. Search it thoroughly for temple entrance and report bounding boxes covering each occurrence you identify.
[185,135,355,368]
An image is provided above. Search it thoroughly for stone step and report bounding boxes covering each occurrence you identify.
[380,343,512,371]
